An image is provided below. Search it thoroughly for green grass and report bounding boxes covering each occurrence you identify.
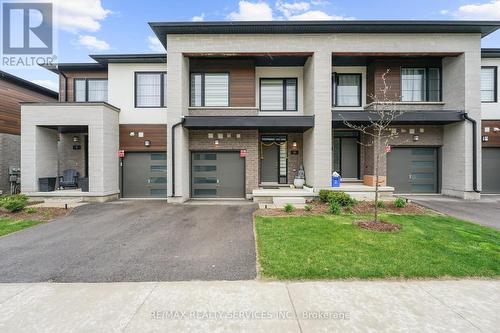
[255,214,500,279]
[0,218,42,237]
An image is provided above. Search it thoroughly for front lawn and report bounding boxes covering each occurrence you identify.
[0,218,43,237]
[255,214,500,279]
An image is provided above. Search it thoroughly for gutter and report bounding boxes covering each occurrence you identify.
[463,113,481,193]
[170,118,185,197]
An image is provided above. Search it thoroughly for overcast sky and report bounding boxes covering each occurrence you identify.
[2,0,500,91]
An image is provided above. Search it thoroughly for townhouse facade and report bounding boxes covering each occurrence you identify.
[481,48,500,194]
[0,70,58,194]
[19,21,500,202]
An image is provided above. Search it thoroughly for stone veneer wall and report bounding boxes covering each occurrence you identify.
[0,133,20,194]
[189,130,259,195]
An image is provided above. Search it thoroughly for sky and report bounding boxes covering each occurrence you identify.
[2,0,500,92]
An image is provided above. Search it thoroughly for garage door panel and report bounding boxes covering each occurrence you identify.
[387,147,438,194]
[191,151,245,198]
[122,152,167,198]
[482,148,500,194]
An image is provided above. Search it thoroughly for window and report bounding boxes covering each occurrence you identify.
[260,78,297,111]
[74,79,108,102]
[135,72,167,107]
[334,74,361,107]
[401,68,441,102]
[481,67,497,103]
[190,73,229,107]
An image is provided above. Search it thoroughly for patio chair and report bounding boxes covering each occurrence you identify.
[59,169,80,189]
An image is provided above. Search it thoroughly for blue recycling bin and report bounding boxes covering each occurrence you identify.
[332,175,341,188]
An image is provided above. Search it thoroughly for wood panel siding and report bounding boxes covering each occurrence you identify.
[0,79,57,135]
[482,120,500,147]
[366,58,442,103]
[119,124,167,151]
[59,70,108,102]
[189,58,255,107]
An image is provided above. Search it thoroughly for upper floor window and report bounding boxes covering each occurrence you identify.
[135,72,167,108]
[74,79,108,102]
[481,66,497,103]
[190,73,229,107]
[260,78,297,111]
[333,73,361,107]
[401,68,441,102]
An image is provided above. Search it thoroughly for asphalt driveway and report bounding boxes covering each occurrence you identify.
[0,201,258,282]
[407,195,500,230]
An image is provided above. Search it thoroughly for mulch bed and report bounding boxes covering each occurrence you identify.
[0,207,72,222]
[255,200,428,217]
[355,220,402,232]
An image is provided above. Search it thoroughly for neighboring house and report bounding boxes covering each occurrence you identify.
[0,70,58,194]
[20,21,500,202]
[481,48,500,194]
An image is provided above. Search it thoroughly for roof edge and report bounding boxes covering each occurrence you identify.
[0,70,58,98]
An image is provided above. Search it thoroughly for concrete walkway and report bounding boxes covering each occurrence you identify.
[407,195,500,230]
[0,280,498,332]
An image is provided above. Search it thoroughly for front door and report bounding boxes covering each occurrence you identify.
[260,135,287,184]
[191,151,245,198]
[333,131,360,179]
[387,147,438,193]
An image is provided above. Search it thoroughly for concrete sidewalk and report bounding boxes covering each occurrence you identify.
[0,280,498,332]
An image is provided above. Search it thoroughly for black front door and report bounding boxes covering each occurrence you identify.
[333,131,360,179]
[260,135,287,184]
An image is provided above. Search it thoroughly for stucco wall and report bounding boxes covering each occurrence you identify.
[108,63,167,124]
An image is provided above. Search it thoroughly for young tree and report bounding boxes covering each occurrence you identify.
[341,69,405,222]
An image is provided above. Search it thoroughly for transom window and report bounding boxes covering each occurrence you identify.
[135,72,167,108]
[401,68,441,102]
[481,66,497,103]
[74,79,108,102]
[333,73,361,107]
[190,73,229,107]
[260,78,297,111]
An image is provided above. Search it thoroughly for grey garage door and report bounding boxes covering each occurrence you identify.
[387,147,438,194]
[191,151,245,198]
[122,152,167,198]
[482,148,500,194]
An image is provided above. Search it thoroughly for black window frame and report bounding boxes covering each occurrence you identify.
[189,72,230,107]
[259,78,298,112]
[134,71,167,108]
[73,78,108,103]
[481,66,498,103]
[332,73,362,107]
[400,67,442,102]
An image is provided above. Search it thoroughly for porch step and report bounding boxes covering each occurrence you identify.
[252,188,315,204]
[273,197,306,207]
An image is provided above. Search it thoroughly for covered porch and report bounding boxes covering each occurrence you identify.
[20,103,120,202]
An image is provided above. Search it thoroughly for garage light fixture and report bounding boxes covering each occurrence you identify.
[144,140,151,147]
[413,135,419,142]
[483,136,489,142]
[72,136,79,142]
[214,139,220,146]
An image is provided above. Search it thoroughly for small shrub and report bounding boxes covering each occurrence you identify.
[344,206,353,215]
[283,204,295,213]
[25,207,37,214]
[327,191,355,207]
[376,200,385,208]
[319,190,330,203]
[394,197,407,208]
[0,194,29,212]
[329,202,341,215]
[304,204,312,212]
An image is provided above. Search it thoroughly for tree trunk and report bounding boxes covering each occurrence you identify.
[374,133,381,223]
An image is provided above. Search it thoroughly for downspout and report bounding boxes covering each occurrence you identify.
[463,113,481,193]
[170,118,185,197]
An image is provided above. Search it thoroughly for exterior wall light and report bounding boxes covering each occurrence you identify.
[413,135,419,142]
[482,136,489,142]
[129,131,135,137]
[144,140,151,147]
[292,141,298,148]
[73,136,79,142]
[214,139,220,146]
